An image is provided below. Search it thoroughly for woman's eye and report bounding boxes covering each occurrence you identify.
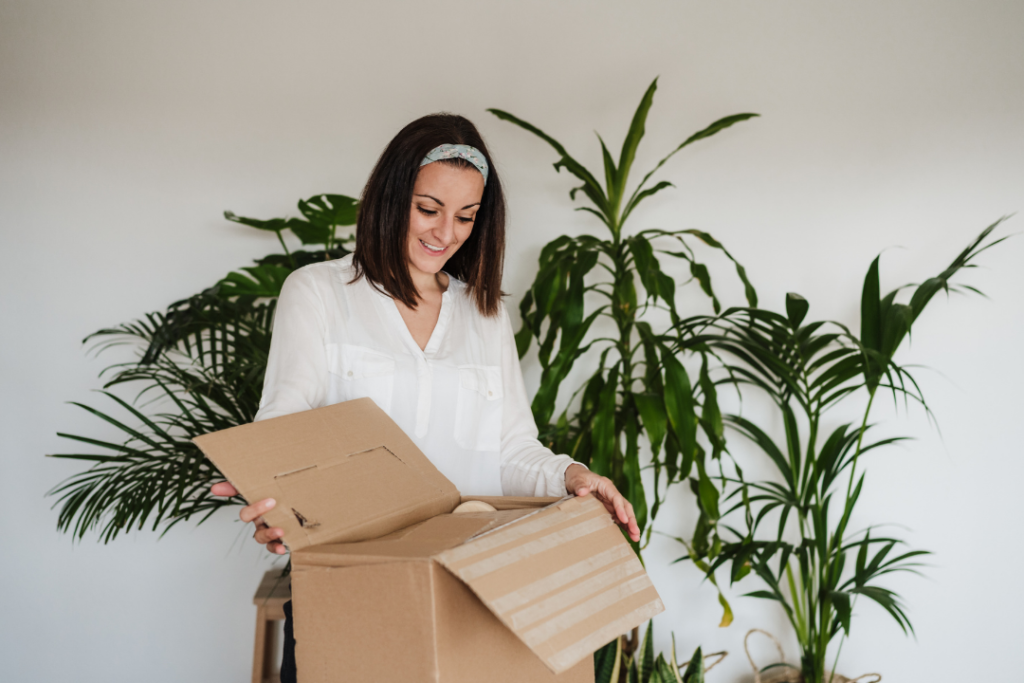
[457,216,475,224]
[417,206,438,216]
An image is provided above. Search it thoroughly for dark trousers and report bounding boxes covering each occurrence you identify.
[281,599,297,683]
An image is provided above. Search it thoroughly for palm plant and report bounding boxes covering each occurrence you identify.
[488,78,759,556]
[594,621,723,683]
[47,194,358,542]
[669,219,1010,682]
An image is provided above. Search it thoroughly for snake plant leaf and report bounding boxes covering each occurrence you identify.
[680,645,704,683]
[639,620,655,681]
[655,654,676,683]
[594,637,622,683]
[669,637,685,683]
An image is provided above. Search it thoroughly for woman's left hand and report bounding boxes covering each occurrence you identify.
[564,463,640,542]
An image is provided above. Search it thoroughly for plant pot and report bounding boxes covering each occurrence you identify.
[744,629,881,683]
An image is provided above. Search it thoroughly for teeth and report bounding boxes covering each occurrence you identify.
[421,240,444,253]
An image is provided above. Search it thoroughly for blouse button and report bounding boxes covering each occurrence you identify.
[488,391,493,397]
[347,371,353,377]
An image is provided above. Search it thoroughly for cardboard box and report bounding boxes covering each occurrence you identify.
[195,398,664,682]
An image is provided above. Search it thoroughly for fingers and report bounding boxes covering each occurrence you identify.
[587,476,641,543]
[240,498,276,524]
[210,481,238,497]
[254,525,285,546]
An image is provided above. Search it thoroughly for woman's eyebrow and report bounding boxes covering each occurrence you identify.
[415,193,444,206]
[415,194,481,210]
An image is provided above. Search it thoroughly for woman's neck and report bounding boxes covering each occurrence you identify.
[409,268,449,300]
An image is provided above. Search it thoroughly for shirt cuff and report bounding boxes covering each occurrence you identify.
[557,458,590,496]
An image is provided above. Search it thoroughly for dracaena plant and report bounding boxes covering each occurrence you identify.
[668,219,1010,682]
[47,194,358,542]
[488,78,758,550]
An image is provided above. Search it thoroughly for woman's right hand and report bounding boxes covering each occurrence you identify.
[210,482,288,555]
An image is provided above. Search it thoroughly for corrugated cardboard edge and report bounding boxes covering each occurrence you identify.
[433,496,665,674]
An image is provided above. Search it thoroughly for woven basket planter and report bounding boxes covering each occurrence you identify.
[744,629,881,683]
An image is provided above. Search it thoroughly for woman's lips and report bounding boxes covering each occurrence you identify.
[419,239,448,255]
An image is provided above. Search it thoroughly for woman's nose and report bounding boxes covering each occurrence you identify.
[434,213,457,244]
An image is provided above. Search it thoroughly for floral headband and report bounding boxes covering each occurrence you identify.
[420,144,489,185]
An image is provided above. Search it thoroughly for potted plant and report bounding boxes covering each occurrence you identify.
[669,220,1010,681]
[489,77,758,563]
[595,621,726,683]
[48,194,358,541]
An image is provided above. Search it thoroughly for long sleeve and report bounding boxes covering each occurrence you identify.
[254,266,330,422]
[497,304,586,497]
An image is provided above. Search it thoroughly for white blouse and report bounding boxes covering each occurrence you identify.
[253,254,579,497]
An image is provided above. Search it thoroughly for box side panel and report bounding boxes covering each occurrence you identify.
[292,562,438,683]
[431,563,593,683]
[192,398,461,551]
[435,495,665,673]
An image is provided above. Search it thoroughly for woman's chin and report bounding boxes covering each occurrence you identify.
[408,254,448,277]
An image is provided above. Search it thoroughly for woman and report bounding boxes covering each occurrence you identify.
[211,113,639,680]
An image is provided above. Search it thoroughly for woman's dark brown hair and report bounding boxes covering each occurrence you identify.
[351,113,506,317]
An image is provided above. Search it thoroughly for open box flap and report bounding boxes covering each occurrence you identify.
[434,495,665,674]
[292,508,546,567]
[193,398,461,551]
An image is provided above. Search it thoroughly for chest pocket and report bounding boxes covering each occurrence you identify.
[454,365,504,452]
[327,343,396,413]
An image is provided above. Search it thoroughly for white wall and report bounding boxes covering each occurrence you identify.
[2,1,1022,680]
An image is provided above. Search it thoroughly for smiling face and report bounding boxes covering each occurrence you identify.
[406,161,485,281]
